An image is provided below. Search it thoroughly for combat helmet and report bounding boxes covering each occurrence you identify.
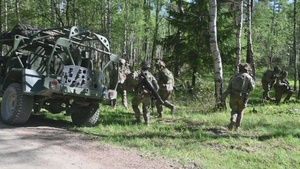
[119,58,126,65]
[238,63,250,73]
[273,66,281,74]
[281,70,288,77]
[141,61,150,70]
[155,59,166,69]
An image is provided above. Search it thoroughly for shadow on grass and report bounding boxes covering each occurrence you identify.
[100,111,135,126]
[256,132,300,141]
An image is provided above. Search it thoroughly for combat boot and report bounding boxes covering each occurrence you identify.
[227,122,235,131]
[235,127,241,132]
[164,100,176,114]
[143,112,150,126]
[171,106,176,114]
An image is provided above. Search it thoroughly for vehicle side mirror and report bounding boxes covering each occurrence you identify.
[110,54,119,63]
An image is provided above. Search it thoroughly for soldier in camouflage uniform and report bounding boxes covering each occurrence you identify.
[274,70,294,104]
[132,61,159,125]
[110,58,131,109]
[261,66,281,101]
[154,59,176,118]
[222,63,255,131]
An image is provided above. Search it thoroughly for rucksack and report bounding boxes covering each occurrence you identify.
[231,73,246,92]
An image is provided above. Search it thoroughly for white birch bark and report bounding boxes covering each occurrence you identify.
[236,0,243,71]
[209,0,224,106]
[5,0,8,31]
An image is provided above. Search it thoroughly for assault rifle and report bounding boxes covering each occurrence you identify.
[140,71,165,104]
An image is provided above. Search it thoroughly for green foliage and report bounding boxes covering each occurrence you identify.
[252,0,294,67]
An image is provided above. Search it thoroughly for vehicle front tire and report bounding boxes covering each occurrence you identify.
[1,83,33,124]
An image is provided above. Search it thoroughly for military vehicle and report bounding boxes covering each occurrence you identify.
[0,24,119,126]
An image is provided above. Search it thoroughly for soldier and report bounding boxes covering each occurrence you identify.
[222,63,255,131]
[132,61,159,125]
[110,58,131,109]
[274,70,294,104]
[154,59,176,118]
[261,66,282,101]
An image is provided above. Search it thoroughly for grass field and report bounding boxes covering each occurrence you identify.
[42,72,300,169]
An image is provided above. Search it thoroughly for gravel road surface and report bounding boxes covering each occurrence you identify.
[0,116,179,169]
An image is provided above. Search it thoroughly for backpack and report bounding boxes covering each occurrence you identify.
[231,73,246,92]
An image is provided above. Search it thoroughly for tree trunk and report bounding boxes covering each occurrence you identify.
[0,0,2,32]
[0,0,2,55]
[173,0,184,79]
[151,0,161,66]
[123,0,129,58]
[50,0,56,27]
[5,0,8,31]
[65,0,69,26]
[246,0,256,80]
[129,3,137,68]
[236,0,243,72]
[70,0,78,26]
[209,0,224,108]
[15,0,21,24]
[143,0,151,61]
[107,0,112,43]
[294,0,299,96]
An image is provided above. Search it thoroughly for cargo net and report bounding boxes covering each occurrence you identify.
[0,24,61,46]
[0,24,41,40]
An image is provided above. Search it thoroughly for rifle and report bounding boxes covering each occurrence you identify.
[140,71,165,104]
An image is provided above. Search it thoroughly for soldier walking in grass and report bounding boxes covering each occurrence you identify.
[110,58,131,109]
[274,70,294,104]
[261,66,281,101]
[154,59,176,118]
[222,63,255,131]
[132,61,159,125]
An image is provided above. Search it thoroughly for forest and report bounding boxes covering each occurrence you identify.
[0,0,298,104]
[2,1,300,168]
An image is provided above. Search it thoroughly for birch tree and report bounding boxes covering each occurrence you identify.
[209,0,224,107]
[246,0,255,79]
[151,0,161,63]
[5,0,8,31]
[123,0,129,58]
[107,0,112,43]
[236,0,243,71]
[15,0,21,23]
[294,0,299,95]
[143,0,151,61]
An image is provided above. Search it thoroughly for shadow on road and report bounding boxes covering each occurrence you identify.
[0,114,72,129]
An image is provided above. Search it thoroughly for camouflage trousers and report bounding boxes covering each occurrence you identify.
[112,83,128,109]
[228,96,248,130]
[155,90,176,118]
[274,86,293,104]
[262,80,273,100]
[132,94,152,125]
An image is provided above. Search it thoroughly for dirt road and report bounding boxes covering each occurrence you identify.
[0,116,179,169]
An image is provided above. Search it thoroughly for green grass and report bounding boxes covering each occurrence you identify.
[42,72,300,169]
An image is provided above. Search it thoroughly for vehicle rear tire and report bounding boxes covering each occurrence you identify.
[1,83,33,124]
[71,104,100,127]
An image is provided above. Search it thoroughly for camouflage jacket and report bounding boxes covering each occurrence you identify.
[135,70,159,96]
[223,72,255,99]
[118,65,131,84]
[261,70,277,84]
[155,67,175,91]
[274,76,292,91]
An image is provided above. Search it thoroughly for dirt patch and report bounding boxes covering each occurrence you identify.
[0,121,182,169]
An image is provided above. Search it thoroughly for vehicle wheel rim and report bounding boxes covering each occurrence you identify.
[6,92,17,113]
